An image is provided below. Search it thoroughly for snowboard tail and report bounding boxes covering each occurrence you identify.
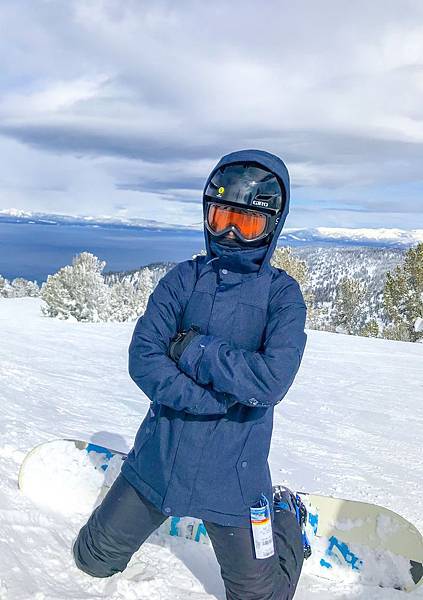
[18,439,423,592]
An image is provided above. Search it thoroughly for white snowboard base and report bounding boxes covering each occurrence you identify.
[18,439,423,592]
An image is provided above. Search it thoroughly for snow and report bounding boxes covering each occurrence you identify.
[1,297,422,599]
[282,227,423,246]
[0,208,33,218]
[314,227,423,245]
[19,440,107,516]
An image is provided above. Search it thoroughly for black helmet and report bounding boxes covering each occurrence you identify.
[204,162,284,214]
[204,162,285,244]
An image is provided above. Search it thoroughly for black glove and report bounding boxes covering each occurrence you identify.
[169,325,201,362]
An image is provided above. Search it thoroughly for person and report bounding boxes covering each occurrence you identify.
[73,149,308,600]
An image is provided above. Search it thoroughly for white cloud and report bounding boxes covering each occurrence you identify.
[0,0,422,227]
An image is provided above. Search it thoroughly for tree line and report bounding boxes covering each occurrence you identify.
[271,243,423,343]
[1,243,422,343]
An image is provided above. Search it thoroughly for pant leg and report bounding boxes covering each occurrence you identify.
[273,510,304,599]
[73,473,167,578]
[204,511,303,600]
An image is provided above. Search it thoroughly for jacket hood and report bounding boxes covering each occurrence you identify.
[202,149,290,276]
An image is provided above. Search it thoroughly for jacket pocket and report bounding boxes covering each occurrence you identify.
[134,403,159,457]
[236,420,272,506]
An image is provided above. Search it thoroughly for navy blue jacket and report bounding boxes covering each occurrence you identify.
[121,149,307,527]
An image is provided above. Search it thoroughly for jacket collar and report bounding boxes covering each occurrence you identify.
[207,238,270,275]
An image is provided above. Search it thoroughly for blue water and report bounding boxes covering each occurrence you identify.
[0,222,205,282]
[0,220,393,283]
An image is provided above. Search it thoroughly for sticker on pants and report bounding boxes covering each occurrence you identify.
[250,494,274,559]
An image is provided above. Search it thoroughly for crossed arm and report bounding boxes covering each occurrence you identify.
[128,267,307,416]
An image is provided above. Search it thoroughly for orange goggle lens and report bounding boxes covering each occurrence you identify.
[207,203,268,240]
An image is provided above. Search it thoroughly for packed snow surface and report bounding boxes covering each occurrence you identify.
[1,297,422,599]
[20,441,419,592]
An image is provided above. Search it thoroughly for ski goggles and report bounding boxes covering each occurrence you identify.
[205,202,272,242]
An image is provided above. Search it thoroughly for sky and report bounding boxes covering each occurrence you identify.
[0,0,422,229]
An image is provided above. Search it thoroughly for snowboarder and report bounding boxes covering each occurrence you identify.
[73,149,308,599]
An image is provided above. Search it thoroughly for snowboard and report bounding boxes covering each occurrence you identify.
[18,439,423,593]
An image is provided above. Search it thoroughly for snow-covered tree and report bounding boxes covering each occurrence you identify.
[108,270,154,322]
[10,277,39,297]
[271,246,315,325]
[0,275,39,298]
[40,252,156,322]
[383,243,423,342]
[41,252,110,322]
[0,275,11,297]
[413,293,423,341]
[332,276,367,335]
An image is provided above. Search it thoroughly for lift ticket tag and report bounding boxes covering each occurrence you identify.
[250,494,275,559]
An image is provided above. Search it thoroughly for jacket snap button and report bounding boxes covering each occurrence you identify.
[145,427,150,434]
[164,506,171,514]
[221,268,228,275]
[241,461,248,468]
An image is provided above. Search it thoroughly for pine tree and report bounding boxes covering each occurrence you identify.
[271,246,308,283]
[332,276,367,335]
[108,270,154,322]
[383,322,411,342]
[0,275,9,297]
[10,277,40,297]
[360,319,379,338]
[41,252,110,321]
[1,275,40,298]
[383,243,423,342]
[270,246,315,325]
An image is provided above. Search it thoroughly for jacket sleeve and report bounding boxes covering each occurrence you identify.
[128,262,232,416]
[178,276,307,408]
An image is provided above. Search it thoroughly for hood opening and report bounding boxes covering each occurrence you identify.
[202,149,290,275]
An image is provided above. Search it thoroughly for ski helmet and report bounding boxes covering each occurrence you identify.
[204,162,285,244]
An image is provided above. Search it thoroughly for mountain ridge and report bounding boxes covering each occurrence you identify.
[1,208,422,247]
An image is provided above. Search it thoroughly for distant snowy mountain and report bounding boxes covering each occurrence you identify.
[0,208,196,232]
[280,227,423,248]
[1,208,422,247]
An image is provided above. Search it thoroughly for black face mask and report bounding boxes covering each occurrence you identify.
[215,232,271,249]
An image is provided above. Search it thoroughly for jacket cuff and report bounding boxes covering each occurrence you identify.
[178,334,212,383]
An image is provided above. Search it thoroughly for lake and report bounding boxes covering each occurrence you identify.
[0,220,391,283]
[0,221,206,282]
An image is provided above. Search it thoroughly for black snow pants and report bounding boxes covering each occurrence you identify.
[73,473,304,600]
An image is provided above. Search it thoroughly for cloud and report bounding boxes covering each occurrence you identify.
[0,0,422,227]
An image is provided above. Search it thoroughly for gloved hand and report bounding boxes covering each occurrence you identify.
[169,325,201,363]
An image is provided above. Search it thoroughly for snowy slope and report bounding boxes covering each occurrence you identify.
[1,298,422,600]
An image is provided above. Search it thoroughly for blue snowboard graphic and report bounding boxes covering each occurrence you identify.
[18,439,423,593]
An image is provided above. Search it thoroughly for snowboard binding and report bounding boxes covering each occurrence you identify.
[273,485,312,560]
